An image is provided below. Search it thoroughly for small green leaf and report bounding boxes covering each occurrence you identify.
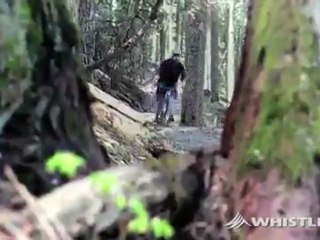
[151,217,162,238]
[128,216,149,234]
[161,219,174,238]
[151,217,174,239]
[129,197,148,217]
[116,195,127,210]
[90,172,119,194]
[45,151,85,177]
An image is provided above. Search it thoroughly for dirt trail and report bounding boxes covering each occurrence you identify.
[90,76,222,154]
[141,88,222,152]
[158,126,222,151]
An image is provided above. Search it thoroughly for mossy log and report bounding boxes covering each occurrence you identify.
[0,150,214,240]
[0,166,169,239]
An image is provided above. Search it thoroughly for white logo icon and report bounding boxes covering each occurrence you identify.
[226,214,320,229]
[224,212,252,229]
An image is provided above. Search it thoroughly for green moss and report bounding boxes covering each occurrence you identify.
[0,0,33,91]
[0,0,44,132]
[238,0,320,183]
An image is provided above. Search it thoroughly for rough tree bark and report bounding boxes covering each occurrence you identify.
[226,0,235,103]
[210,7,220,102]
[0,0,108,195]
[78,0,96,64]
[180,4,205,126]
[219,0,320,239]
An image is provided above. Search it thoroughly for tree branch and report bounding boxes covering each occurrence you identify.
[86,23,151,72]
[85,0,164,72]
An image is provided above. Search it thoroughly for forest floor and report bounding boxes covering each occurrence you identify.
[0,82,226,240]
[91,82,222,164]
[142,112,222,151]
[140,87,222,152]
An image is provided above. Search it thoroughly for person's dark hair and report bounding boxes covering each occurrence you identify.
[172,53,180,57]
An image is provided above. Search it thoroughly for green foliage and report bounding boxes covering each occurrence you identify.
[116,194,127,210]
[127,198,174,238]
[128,215,150,234]
[45,151,85,177]
[127,197,150,234]
[45,152,174,239]
[91,171,175,238]
[240,0,320,182]
[90,171,120,193]
[151,217,175,239]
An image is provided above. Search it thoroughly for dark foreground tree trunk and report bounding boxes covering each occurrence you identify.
[218,0,320,239]
[0,0,108,195]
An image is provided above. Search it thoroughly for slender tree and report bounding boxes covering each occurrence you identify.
[210,6,220,102]
[180,1,205,126]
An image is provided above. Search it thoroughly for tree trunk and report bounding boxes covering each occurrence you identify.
[180,6,205,126]
[226,0,235,103]
[180,0,186,58]
[220,0,320,239]
[166,0,174,56]
[175,0,182,51]
[0,0,108,195]
[160,27,167,60]
[66,0,79,24]
[210,7,220,102]
[78,0,96,64]
[203,3,212,91]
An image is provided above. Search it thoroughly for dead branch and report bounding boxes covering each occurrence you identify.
[4,166,72,240]
[86,23,151,72]
[85,0,164,72]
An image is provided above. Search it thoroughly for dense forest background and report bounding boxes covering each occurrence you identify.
[66,0,247,126]
[2,0,320,240]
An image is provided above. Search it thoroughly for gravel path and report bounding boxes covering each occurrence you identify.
[143,88,222,151]
[158,126,222,151]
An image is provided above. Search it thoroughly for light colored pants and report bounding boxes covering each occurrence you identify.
[165,90,174,117]
[155,84,175,121]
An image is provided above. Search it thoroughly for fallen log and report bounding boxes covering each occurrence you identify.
[0,147,217,240]
[89,83,146,124]
[0,165,170,239]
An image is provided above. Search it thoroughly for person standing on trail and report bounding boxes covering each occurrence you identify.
[154,52,186,123]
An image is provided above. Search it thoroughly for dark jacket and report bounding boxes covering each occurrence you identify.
[158,58,186,88]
